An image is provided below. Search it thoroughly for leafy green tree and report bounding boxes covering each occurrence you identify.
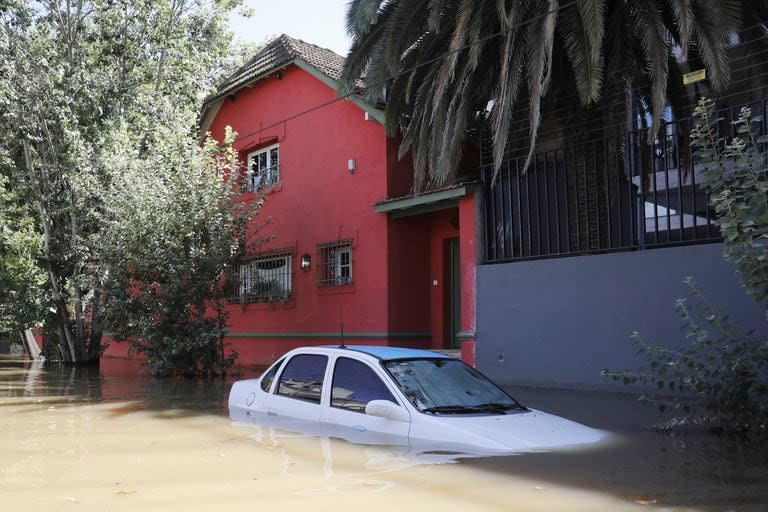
[341,0,766,190]
[98,127,260,377]
[0,0,250,364]
[0,173,49,335]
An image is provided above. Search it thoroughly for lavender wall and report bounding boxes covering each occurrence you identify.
[476,243,767,390]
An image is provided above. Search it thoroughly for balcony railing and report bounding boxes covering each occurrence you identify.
[244,164,280,193]
[482,98,767,263]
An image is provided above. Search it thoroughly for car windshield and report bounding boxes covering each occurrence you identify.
[382,358,524,414]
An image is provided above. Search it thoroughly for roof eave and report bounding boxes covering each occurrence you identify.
[291,58,384,125]
[198,58,384,140]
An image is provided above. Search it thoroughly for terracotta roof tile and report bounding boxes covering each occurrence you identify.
[211,34,353,100]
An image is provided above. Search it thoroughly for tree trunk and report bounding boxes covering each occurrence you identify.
[19,329,42,360]
[22,139,100,365]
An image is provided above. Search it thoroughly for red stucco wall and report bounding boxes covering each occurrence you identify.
[211,65,393,361]
[101,63,477,368]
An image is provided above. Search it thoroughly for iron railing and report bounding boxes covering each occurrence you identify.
[229,250,294,303]
[317,239,353,286]
[245,163,280,192]
[482,98,768,263]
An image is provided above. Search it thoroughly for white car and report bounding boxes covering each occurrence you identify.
[228,346,607,456]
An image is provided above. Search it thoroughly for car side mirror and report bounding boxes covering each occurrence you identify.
[365,400,410,422]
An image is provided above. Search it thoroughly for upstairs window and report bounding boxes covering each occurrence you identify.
[234,249,293,303]
[317,240,353,287]
[246,143,279,192]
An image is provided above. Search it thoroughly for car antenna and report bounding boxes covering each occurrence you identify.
[339,307,346,349]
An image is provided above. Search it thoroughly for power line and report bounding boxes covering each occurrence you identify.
[231,0,579,145]
[228,9,767,146]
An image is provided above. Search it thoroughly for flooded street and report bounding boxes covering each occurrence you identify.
[2,357,767,511]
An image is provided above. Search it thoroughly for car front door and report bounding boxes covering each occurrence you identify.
[263,353,329,436]
[322,356,411,447]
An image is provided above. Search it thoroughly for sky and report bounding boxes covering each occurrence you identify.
[230,0,353,56]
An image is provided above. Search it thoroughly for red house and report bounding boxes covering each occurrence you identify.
[197,35,479,368]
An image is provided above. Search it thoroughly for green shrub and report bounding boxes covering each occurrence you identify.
[604,278,768,432]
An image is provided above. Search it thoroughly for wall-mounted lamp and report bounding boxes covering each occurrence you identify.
[348,159,356,174]
[300,253,311,271]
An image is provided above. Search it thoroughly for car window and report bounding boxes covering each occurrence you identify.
[260,358,284,393]
[276,354,328,404]
[331,357,397,413]
[383,358,522,414]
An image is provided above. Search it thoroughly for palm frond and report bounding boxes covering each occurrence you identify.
[632,0,670,142]
[522,0,559,172]
[340,0,742,191]
[346,0,385,36]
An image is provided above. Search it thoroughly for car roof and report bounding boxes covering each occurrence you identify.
[319,345,451,361]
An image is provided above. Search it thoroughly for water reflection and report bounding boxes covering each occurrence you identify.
[1,356,767,511]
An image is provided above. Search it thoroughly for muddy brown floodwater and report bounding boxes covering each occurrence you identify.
[1,356,768,512]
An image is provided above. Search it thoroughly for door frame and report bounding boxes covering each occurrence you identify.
[445,238,462,349]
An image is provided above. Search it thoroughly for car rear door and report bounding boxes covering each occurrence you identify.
[262,353,329,435]
[321,356,411,447]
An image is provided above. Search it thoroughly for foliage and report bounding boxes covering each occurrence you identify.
[691,98,768,306]
[603,98,768,433]
[0,173,49,333]
[0,0,249,365]
[340,0,766,190]
[604,279,768,432]
[99,126,260,378]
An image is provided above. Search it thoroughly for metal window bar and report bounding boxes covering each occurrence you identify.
[317,240,354,286]
[480,99,768,263]
[230,249,294,303]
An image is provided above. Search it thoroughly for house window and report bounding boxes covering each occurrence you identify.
[235,250,293,302]
[245,143,279,192]
[317,240,353,286]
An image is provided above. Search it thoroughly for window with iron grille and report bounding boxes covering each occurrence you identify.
[245,143,279,192]
[317,240,353,287]
[233,250,293,302]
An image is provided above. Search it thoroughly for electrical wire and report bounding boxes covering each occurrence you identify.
[230,0,580,145]
[226,9,768,149]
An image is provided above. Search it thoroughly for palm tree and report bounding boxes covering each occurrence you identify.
[341,1,765,191]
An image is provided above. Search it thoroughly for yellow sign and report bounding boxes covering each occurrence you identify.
[683,69,707,85]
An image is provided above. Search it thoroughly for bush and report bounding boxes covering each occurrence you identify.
[603,278,768,432]
[100,126,261,378]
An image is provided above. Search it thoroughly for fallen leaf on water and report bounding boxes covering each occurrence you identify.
[632,497,657,505]
[116,489,137,496]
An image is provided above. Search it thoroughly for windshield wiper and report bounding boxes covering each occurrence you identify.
[422,403,522,415]
[422,405,481,415]
[471,402,527,413]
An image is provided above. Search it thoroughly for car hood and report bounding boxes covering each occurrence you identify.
[411,408,608,455]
